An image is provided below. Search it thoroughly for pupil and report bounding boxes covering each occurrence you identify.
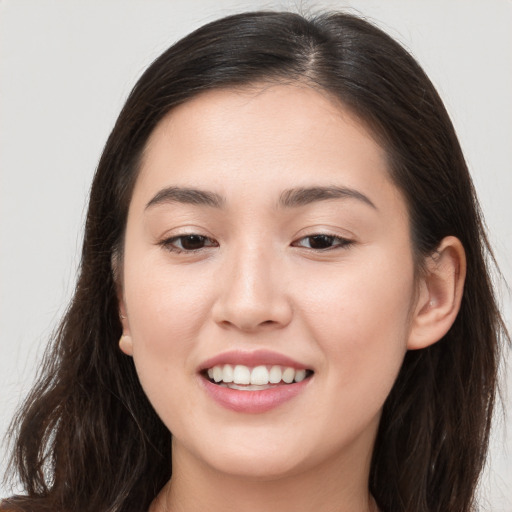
[182,235,205,250]
[309,235,333,249]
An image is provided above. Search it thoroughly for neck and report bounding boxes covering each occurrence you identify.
[150,440,377,512]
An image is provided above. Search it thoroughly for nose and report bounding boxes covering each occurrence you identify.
[211,245,293,332]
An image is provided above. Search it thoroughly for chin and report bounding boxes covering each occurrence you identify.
[206,451,306,481]
[182,430,312,481]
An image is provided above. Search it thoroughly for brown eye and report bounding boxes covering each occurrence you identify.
[180,235,208,250]
[306,235,336,249]
[293,234,353,250]
[162,234,218,253]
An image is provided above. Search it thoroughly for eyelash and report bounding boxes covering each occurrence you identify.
[159,234,218,254]
[159,233,354,253]
[291,234,354,251]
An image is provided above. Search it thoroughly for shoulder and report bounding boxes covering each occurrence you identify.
[0,498,32,511]
[1,497,66,512]
[0,500,17,511]
[0,499,19,511]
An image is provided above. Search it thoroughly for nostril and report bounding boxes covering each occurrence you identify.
[217,318,280,332]
[212,292,293,331]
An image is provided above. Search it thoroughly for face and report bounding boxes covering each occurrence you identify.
[119,84,419,481]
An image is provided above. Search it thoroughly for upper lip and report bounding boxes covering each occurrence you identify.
[199,349,311,371]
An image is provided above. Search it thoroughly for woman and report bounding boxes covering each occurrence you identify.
[2,10,507,512]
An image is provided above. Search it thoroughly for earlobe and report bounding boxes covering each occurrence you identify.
[118,306,134,356]
[117,286,134,357]
[119,333,134,356]
[407,236,466,350]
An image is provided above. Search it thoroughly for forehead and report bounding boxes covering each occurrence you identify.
[145,84,383,159]
[134,84,403,214]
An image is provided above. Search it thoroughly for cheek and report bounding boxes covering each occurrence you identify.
[304,256,414,331]
[121,254,216,411]
[124,253,213,347]
[123,263,213,425]
[299,250,415,387]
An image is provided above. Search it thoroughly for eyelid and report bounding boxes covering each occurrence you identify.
[158,233,219,253]
[155,224,216,243]
[292,233,354,250]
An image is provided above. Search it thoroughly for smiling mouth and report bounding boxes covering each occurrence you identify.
[203,364,314,390]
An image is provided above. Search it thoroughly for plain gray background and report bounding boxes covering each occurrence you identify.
[1,0,510,509]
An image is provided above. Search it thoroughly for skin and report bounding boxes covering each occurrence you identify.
[118,84,465,512]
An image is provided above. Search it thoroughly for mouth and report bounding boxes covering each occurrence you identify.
[198,350,314,412]
[202,364,314,391]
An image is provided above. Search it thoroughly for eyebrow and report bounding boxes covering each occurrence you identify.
[145,185,376,211]
[278,186,377,210]
[145,186,225,210]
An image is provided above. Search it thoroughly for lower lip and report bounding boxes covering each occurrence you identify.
[200,376,311,414]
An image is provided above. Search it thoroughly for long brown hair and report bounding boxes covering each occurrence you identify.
[3,11,507,512]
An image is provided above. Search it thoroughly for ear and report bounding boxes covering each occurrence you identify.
[114,260,134,357]
[407,236,466,350]
[118,297,134,356]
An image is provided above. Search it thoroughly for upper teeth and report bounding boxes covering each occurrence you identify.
[207,364,307,385]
